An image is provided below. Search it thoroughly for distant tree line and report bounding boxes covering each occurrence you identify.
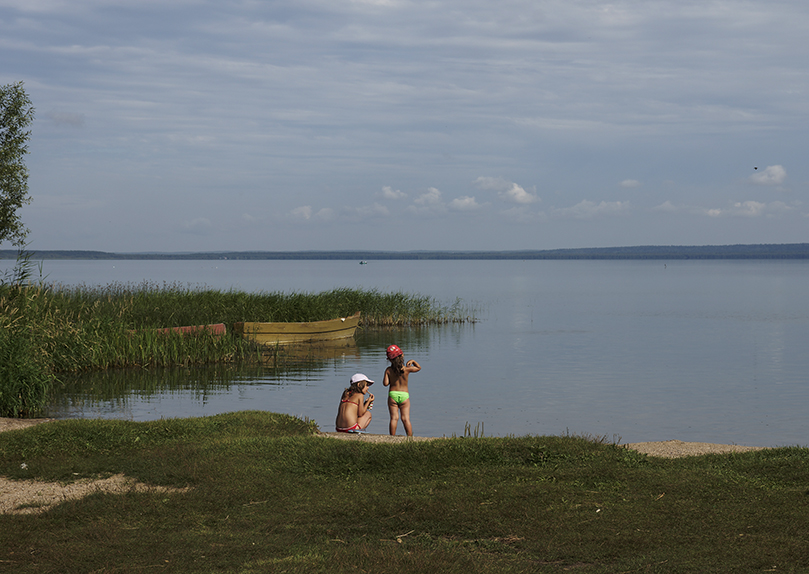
[3,244,809,261]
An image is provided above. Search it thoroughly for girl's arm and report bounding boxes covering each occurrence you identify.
[382,367,391,387]
[405,360,421,373]
[357,393,373,416]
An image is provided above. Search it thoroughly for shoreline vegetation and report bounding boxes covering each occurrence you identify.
[1,412,808,572]
[0,272,472,417]
[2,242,809,260]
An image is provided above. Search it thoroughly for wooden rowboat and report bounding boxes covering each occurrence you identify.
[233,312,361,345]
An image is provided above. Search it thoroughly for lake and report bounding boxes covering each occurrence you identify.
[4,258,808,447]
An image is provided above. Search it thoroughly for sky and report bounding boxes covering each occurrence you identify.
[1,0,808,252]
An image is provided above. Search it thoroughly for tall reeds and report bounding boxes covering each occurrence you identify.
[0,278,473,416]
[0,252,54,417]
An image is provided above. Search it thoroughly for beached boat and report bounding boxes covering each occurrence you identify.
[232,312,361,345]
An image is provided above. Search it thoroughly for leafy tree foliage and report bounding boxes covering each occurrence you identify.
[0,81,35,247]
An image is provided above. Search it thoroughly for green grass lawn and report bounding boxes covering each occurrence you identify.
[1,412,808,573]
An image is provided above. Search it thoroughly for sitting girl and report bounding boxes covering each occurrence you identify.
[335,373,375,432]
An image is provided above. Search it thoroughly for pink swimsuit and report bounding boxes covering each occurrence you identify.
[336,398,362,432]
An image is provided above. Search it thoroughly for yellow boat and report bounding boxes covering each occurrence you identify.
[233,312,361,345]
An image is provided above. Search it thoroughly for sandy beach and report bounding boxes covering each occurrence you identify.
[316,431,766,457]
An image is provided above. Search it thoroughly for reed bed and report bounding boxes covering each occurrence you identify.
[48,281,470,327]
[0,280,473,417]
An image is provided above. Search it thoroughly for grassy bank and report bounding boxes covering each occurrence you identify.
[1,412,808,573]
[0,280,471,416]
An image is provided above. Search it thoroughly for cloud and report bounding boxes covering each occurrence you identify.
[449,196,479,211]
[652,201,679,213]
[473,177,538,204]
[655,200,798,218]
[621,179,641,188]
[289,206,313,220]
[288,206,335,221]
[414,187,443,205]
[552,200,630,219]
[502,183,538,205]
[750,165,786,186]
[407,187,447,216]
[381,186,406,200]
[703,201,792,218]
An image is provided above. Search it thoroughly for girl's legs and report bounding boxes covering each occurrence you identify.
[358,409,372,430]
[387,398,400,435]
[399,399,412,437]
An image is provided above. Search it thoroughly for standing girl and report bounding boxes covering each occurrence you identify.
[383,344,421,436]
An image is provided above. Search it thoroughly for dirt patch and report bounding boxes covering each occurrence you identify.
[0,474,189,515]
[0,417,188,515]
[0,417,55,433]
[623,439,765,458]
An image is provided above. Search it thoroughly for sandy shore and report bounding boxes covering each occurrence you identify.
[0,417,56,433]
[316,432,766,457]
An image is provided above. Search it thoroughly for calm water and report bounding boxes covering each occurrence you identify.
[5,258,808,447]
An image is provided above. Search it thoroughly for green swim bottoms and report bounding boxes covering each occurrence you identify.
[388,390,410,405]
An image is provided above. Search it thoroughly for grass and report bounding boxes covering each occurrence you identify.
[1,412,808,573]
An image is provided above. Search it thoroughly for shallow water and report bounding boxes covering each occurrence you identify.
[7,258,808,447]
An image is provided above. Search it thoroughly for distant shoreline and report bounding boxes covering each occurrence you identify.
[2,243,809,261]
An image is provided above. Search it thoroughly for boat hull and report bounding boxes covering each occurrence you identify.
[233,312,360,345]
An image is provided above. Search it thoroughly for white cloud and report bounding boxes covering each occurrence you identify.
[473,176,510,192]
[750,165,786,186]
[407,187,447,216]
[473,177,537,204]
[652,201,679,212]
[381,186,406,200]
[288,206,336,221]
[621,179,641,188]
[553,200,630,219]
[502,183,537,205]
[290,206,313,220]
[449,196,479,211]
[414,187,443,205]
[313,207,336,221]
[703,201,793,218]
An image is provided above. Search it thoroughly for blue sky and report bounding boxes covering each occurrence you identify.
[2,0,807,252]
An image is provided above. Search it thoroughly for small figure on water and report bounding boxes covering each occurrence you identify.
[335,373,375,433]
[383,344,421,436]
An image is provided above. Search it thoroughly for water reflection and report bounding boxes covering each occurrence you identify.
[47,324,469,423]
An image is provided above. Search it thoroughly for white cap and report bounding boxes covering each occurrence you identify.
[350,373,374,385]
